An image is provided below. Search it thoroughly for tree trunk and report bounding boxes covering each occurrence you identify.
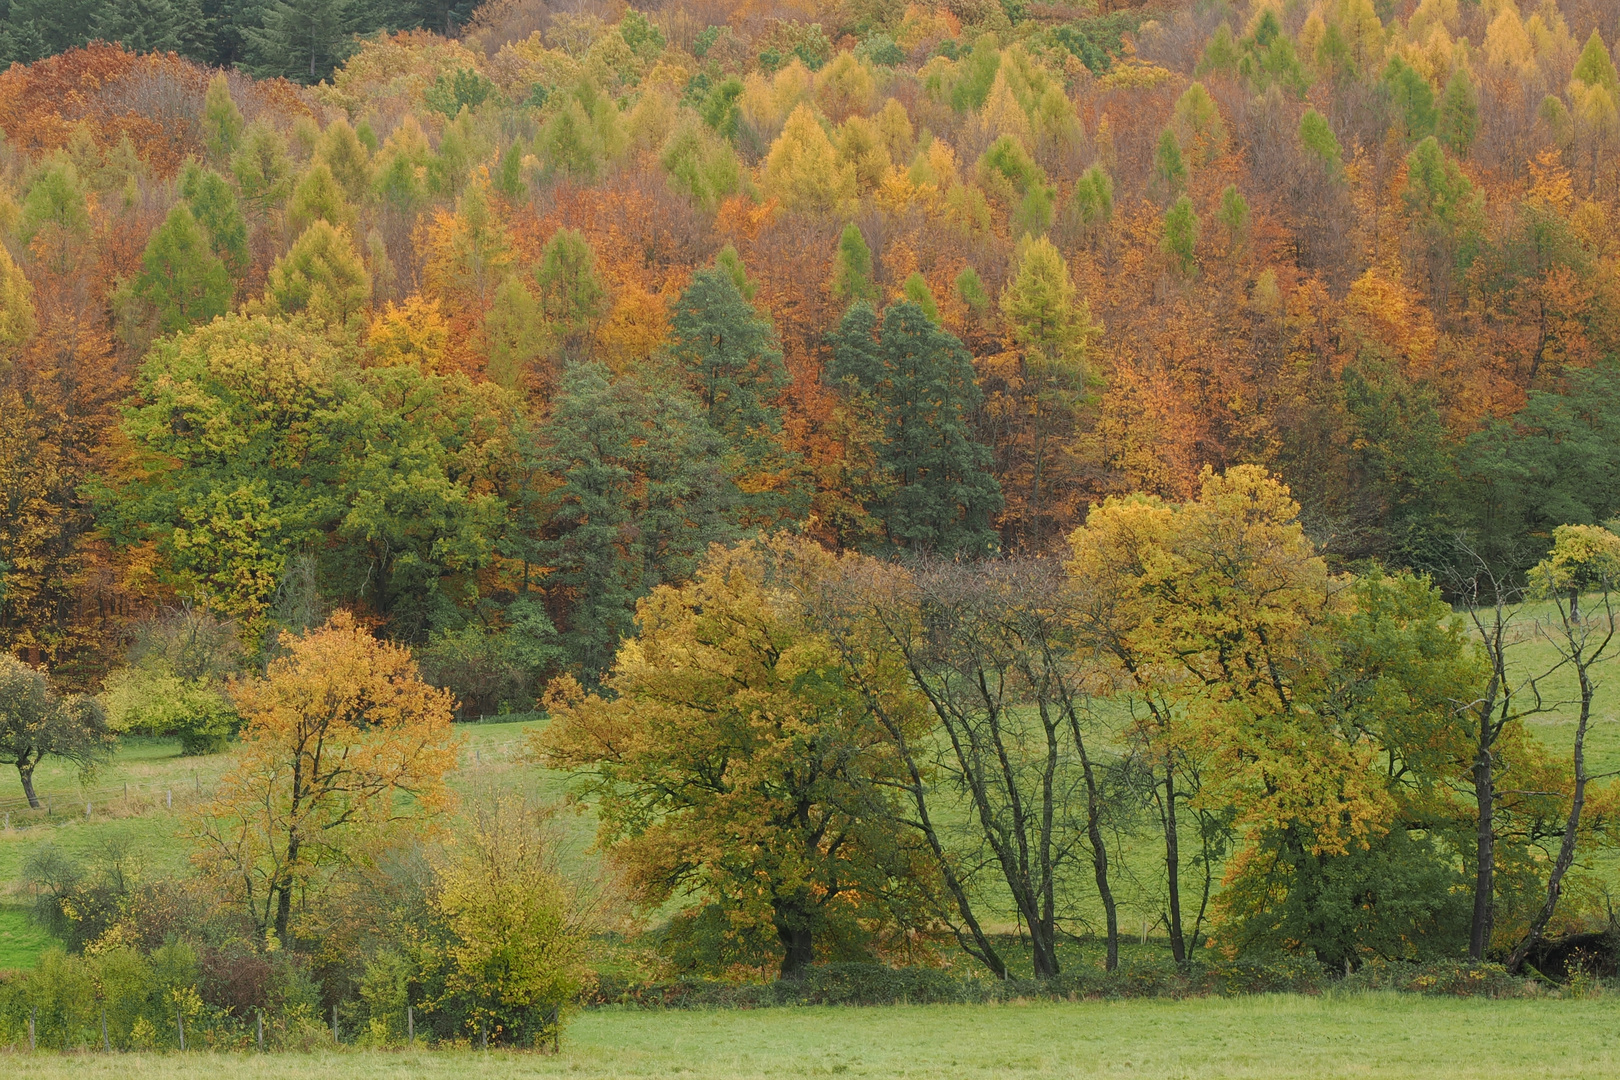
[1070,717,1118,971]
[774,901,816,980]
[18,760,40,810]
[1469,739,1495,960]
[1164,763,1187,964]
[1507,626,1601,973]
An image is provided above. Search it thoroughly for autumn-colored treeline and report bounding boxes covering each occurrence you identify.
[1,0,1619,694]
[2,0,1620,1001]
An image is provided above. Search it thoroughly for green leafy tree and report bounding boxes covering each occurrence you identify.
[232,122,293,218]
[180,162,250,280]
[538,537,934,979]
[830,221,877,304]
[534,227,607,362]
[132,202,232,334]
[1151,127,1186,199]
[262,220,371,334]
[900,271,939,323]
[830,301,1002,555]
[484,273,548,390]
[1437,65,1479,157]
[1299,107,1344,176]
[287,161,355,237]
[316,119,373,204]
[1216,184,1249,248]
[0,654,110,808]
[1382,55,1437,142]
[201,73,244,162]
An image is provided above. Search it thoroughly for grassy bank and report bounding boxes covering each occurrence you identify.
[4,993,1616,1079]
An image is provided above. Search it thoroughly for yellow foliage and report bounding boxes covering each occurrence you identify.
[763,104,856,213]
[366,295,450,371]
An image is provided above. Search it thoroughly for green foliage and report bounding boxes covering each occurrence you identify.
[900,271,939,323]
[830,301,1002,555]
[1382,55,1437,142]
[1216,184,1249,246]
[201,73,243,162]
[1456,367,1620,575]
[535,361,737,677]
[483,273,546,389]
[179,163,250,279]
[425,68,497,119]
[286,161,354,237]
[534,227,607,361]
[1162,195,1200,276]
[19,158,89,247]
[1299,108,1343,175]
[1437,66,1479,157]
[1012,183,1055,238]
[955,264,989,315]
[315,119,372,203]
[660,118,742,211]
[1196,22,1241,75]
[132,202,231,334]
[1152,128,1186,199]
[831,221,877,304]
[1068,164,1113,234]
[232,121,293,217]
[262,220,370,334]
[243,0,360,84]
[950,34,1001,110]
[1053,13,1142,74]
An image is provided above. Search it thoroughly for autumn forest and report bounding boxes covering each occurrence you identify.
[0,0,1619,1056]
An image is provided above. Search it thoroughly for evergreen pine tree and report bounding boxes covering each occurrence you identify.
[668,266,788,459]
[134,202,232,333]
[537,361,737,678]
[243,0,360,84]
[830,301,1001,555]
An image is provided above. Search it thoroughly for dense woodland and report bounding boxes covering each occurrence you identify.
[1,0,1619,1050]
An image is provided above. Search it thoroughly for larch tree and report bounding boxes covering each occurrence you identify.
[131,202,232,334]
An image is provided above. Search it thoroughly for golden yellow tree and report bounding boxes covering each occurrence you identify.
[192,611,460,942]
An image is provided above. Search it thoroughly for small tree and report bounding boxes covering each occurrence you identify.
[1507,525,1620,972]
[0,654,110,808]
[433,798,587,1047]
[192,611,460,941]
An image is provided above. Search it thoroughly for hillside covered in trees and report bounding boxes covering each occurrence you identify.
[1,0,1619,1039]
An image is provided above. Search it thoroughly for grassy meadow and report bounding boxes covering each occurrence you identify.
[5,993,1619,1079]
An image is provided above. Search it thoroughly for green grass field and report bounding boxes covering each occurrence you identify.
[6,993,1617,1078]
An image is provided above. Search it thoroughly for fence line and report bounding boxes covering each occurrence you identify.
[0,737,535,831]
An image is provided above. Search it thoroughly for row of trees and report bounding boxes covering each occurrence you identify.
[542,468,1620,979]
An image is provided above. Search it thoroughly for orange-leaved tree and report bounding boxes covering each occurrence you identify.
[192,610,460,942]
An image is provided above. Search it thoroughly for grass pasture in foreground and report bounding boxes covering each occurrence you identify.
[6,994,1618,1079]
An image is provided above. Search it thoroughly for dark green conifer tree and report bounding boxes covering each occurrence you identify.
[830,300,1002,555]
